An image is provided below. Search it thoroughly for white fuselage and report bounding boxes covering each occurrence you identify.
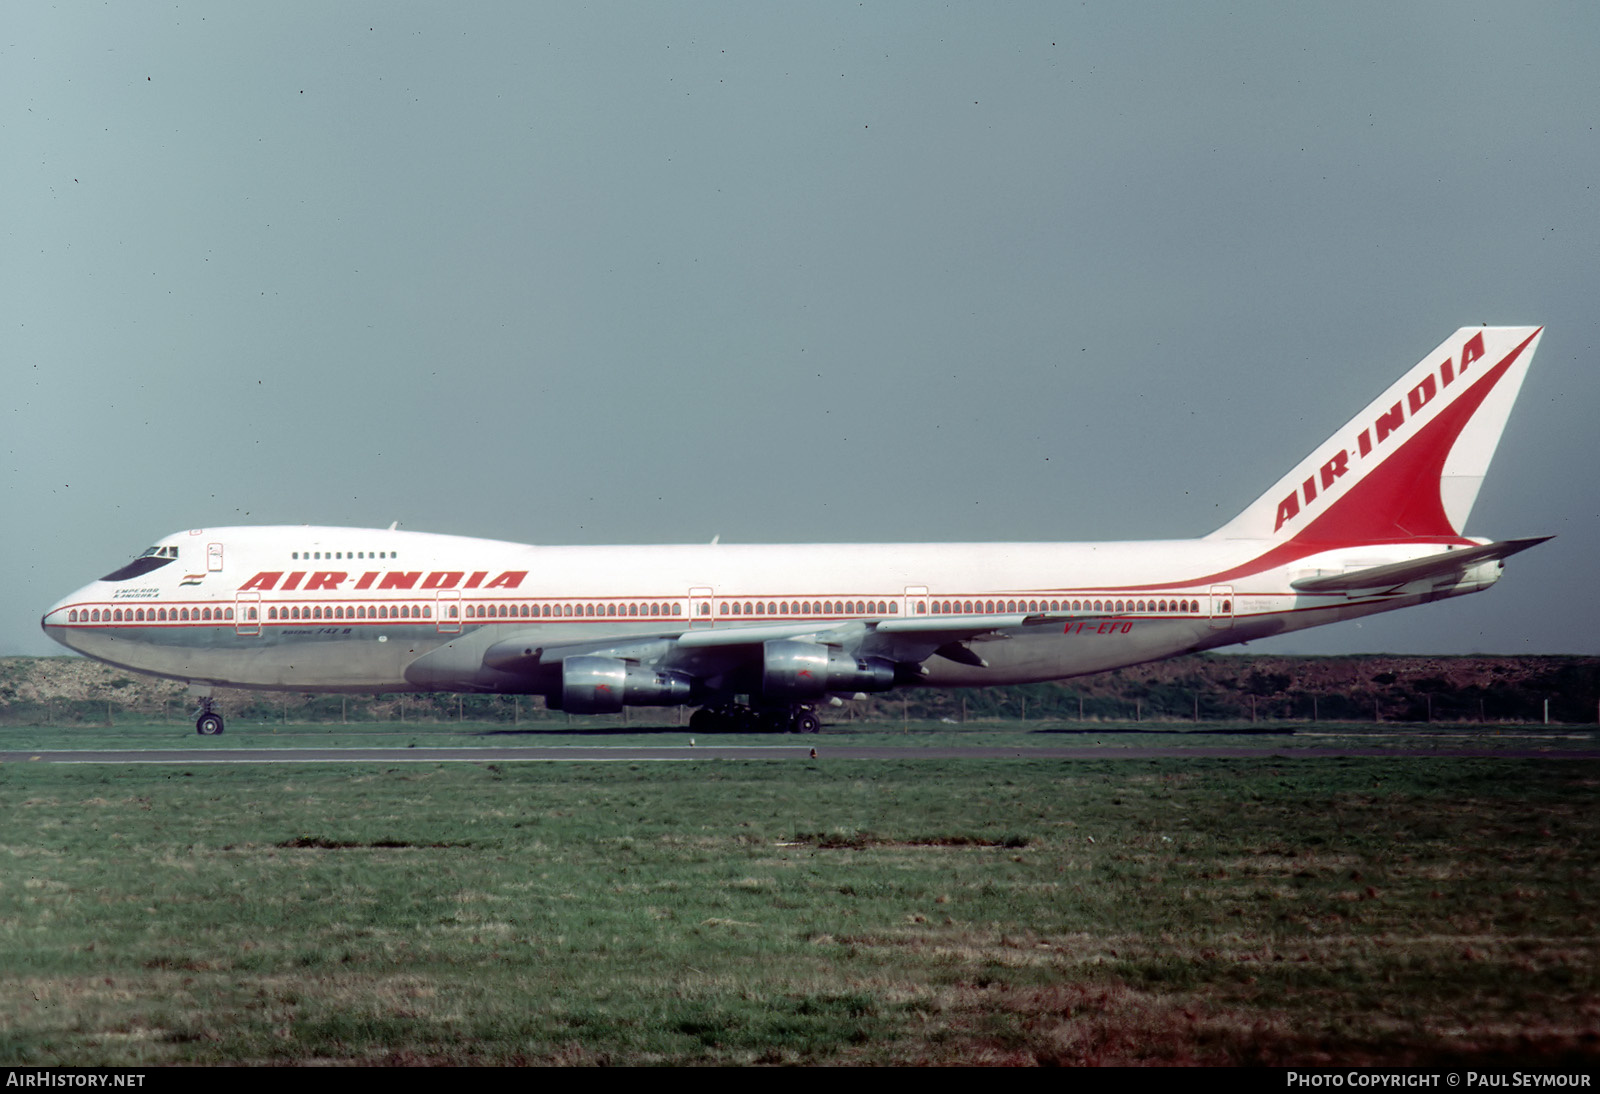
[40,525,1496,695]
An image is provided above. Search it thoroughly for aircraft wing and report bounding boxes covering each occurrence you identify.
[1289,536,1551,594]
[675,611,1055,664]
[474,610,1076,688]
[476,620,872,692]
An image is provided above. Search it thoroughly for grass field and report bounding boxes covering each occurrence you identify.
[1,724,1596,1065]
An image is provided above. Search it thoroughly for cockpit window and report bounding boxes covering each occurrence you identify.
[100,545,179,582]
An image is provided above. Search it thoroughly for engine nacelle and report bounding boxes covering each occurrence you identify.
[761,639,896,700]
[559,655,693,714]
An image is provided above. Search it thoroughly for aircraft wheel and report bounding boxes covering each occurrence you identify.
[196,713,225,736]
[689,708,719,733]
[793,711,821,734]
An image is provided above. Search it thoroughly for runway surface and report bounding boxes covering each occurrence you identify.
[3,743,1597,764]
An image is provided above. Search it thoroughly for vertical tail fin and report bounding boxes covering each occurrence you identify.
[1207,326,1543,545]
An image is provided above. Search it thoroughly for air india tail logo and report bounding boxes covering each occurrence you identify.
[1272,333,1485,533]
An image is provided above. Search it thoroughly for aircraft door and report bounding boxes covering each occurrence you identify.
[207,543,224,572]
[235,592,261,636]
[904,585,929,616]
[689,587,714,628]
[1209,585,1234,629]
[436,590,461,634]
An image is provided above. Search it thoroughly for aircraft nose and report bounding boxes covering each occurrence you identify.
[41,588,92,654]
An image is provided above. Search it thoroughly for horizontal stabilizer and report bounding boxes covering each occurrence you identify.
[1289,536,1551,593]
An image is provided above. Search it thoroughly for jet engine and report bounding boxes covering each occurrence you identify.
[557,655,693,714]
[760,639,895,700]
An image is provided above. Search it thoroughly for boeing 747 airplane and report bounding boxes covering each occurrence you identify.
[43,326,1548,735]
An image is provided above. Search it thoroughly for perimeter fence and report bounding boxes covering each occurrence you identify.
[3,681,1598,728]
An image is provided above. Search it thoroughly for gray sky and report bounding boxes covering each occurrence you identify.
[5,2,1597,657]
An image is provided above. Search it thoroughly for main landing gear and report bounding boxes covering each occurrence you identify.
[689,704,821,734]
[194,696,225,736]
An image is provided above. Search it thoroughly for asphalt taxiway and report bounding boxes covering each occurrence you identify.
[2,742,1597,764]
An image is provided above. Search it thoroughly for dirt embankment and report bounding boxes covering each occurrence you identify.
[1,656,190,705]
[4,653,1597,726]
